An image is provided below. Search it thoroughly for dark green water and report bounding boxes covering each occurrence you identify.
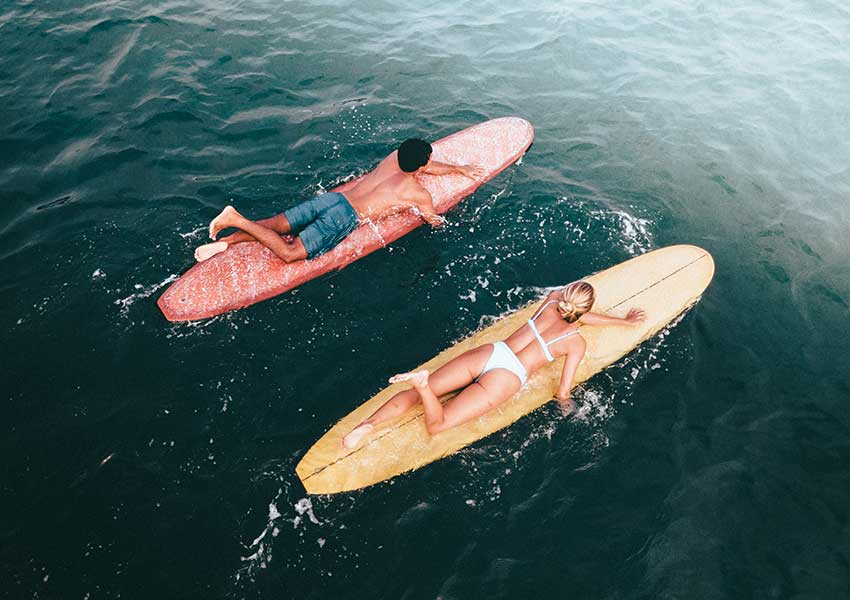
[3,1,850,598]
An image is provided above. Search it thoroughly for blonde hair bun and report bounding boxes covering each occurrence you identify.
[557,281,595,323]
[558,299,576,319]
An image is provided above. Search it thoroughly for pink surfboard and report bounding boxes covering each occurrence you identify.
[158,117,534,322]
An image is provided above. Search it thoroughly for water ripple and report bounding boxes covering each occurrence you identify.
[2,1,850,598]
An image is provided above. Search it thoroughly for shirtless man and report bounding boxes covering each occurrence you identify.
[195,139,484,263]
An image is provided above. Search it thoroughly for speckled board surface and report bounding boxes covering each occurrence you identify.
[295,245,715,494]
[158,117,534,321]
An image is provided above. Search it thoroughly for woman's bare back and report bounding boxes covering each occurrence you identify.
[504,298,583,373]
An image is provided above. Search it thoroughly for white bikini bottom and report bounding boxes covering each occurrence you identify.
[477,341,528,385]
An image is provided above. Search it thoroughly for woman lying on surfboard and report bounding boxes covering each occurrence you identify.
[342,281,645,449]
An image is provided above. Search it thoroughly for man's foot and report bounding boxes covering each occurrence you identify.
[208,205,240,240]
[194,241,228,262]
[342,423,374,450]
[389,369,430,389]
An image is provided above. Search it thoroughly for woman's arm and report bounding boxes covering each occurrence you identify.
[579,308,645,327]
[555,337,586,405]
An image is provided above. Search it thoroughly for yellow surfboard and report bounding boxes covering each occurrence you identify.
[296,245,715,494]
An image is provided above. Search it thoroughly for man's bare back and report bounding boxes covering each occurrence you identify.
[345,150,476,225]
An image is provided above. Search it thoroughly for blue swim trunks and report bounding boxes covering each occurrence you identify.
[283,192,360,258]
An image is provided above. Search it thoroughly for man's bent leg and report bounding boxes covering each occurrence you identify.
[218,214,292,244]
[196,213,294,262]
[207,206,307,262]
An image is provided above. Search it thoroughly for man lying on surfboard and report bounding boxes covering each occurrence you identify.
[194,139,484,263]
[342,282,646,449]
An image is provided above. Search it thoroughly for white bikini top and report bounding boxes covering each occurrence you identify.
[527,301,580,362]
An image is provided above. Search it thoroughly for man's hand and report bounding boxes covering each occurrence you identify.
[459,164,486,179]
[625,308,646,325]
[422,211,446,227]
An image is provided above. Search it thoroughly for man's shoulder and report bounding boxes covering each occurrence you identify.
[374,151,399,171]
[401,178,432,203]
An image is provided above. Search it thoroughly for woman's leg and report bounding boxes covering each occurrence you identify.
[341,345,494,449]
[204,206,307,262]
[396,369,520,434]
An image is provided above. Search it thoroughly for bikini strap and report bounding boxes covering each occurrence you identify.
[527,319,555,362]
[544,329,581,346]
[530,300,557,321]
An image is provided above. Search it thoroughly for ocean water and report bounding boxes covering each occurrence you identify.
[2,1,850,598]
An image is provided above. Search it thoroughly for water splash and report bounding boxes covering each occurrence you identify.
[361,218,388,247]
[178,226,206,240]
[237,492,324,580]
[588,205,654,255]
[114,274,177,316]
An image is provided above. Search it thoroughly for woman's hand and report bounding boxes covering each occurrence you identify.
[625,308,646,324]
[555,391,571,406]
[554,393,575,414]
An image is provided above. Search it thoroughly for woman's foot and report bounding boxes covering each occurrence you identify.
[208,205,240,240]
[341,422,374,450]
[194,241,229,262]
[388,370,430,389]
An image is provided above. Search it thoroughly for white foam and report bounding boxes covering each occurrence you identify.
[361,218,388,247]
[114,274,177,315]
[238,490,325,582]
[294,497,320,526]
[178,226,206,240]
[314,170,361,194]
[590,205,653,255]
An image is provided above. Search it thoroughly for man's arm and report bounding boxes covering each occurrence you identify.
[413,190,445,227]
[420,161,485,180]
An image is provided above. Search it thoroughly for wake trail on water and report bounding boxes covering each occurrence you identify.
[235,483,353,589]
[227,277,698,598]
[113,274,177,316]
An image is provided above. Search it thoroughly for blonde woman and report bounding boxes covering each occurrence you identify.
[342,282,646,449]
